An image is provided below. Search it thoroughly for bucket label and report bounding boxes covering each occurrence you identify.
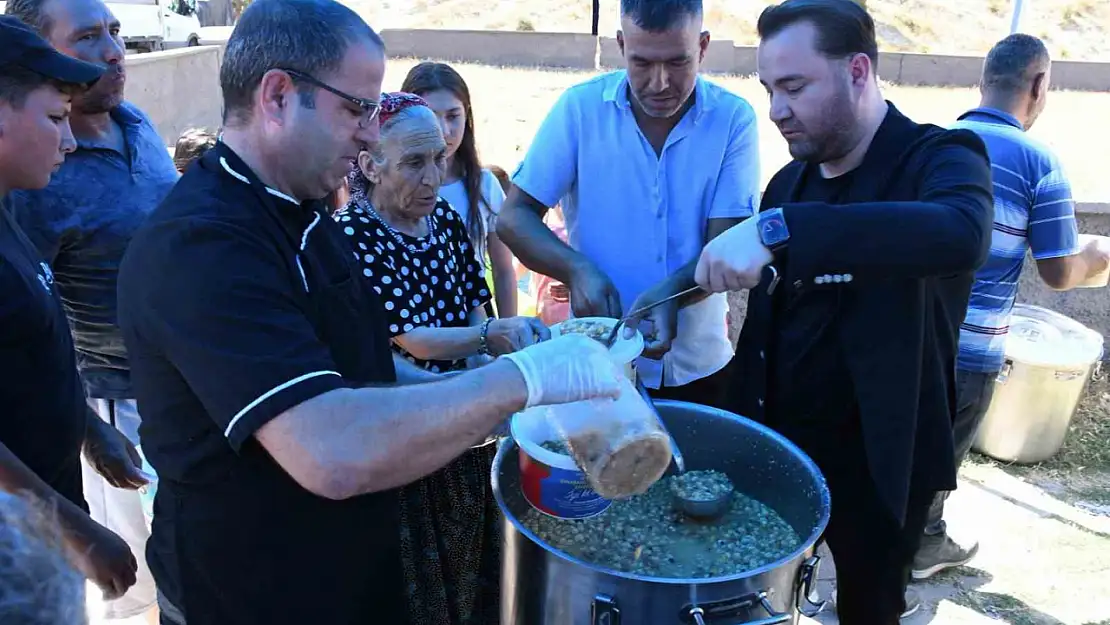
[520,453,611,519]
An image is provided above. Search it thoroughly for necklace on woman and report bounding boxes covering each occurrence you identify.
[360,197,436,255]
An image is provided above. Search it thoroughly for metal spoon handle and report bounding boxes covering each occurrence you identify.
[625,285,703,320]
[634,376,686,473]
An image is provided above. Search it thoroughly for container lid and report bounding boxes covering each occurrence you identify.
[1004,303,1104,369]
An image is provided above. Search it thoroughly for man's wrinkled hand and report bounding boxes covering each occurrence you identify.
[83,418,148,490]
[695,218,774,293]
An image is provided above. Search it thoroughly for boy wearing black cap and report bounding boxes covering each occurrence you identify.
[0,14,139,602]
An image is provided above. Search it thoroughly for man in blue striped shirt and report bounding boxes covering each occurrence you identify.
[913,34,1110,580]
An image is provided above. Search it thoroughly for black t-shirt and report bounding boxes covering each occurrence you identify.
[769,170,858,425]
[117,144,404,625]
[0,202,87,510]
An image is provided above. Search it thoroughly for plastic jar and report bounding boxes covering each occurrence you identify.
[543,373,673,499]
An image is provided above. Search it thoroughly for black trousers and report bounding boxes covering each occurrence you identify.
[645,365,730,410]
[925,368,996,534]
[158,589,186,625]
[773,415,934,625]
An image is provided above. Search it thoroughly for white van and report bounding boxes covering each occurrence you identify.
[1,0,203,52]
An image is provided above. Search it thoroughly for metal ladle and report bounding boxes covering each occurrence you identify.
[604,285,703,348]
[632,381,732,520]
[671,482,733,522]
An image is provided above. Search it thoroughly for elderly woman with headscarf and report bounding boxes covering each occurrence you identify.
[335,92,548,625]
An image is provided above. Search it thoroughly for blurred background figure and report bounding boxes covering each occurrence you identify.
[0,492,86,625]
[173,127,218,173]
[488,164,570,326]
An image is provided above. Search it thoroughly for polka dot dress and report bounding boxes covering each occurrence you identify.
[336,198,491,374]
[335,196,500,625]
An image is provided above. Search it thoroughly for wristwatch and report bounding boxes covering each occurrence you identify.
[758,207,790,254]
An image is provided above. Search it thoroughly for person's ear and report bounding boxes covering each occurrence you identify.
[698,31,711,63]
[257,69,297,126]
[358,150,381,185]
[848,53,872,86]
[1030,71,1048,102]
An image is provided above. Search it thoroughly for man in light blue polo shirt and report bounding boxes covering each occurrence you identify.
[497,0,760,407]
[6,0,178,620]
[913,33,1110,580]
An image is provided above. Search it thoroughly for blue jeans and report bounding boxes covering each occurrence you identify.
[924,369,997,535]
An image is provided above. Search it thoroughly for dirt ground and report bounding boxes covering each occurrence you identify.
[382,60,1110,204]
[799,375,1110,625]
[350,0,1110,61]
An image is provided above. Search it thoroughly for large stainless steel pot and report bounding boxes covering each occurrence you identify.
[973,304,1104,464]
[493,400,831,625]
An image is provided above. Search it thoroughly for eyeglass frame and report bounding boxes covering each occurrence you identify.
[278,68,381,129]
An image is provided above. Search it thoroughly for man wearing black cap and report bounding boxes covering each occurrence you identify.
[0,14,139,601]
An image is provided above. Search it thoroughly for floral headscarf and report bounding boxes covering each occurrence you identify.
[346,92,431,203]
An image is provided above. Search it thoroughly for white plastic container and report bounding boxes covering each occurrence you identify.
[510,408,613,519]
[550,316,644,382]
[1076,234,1110,288]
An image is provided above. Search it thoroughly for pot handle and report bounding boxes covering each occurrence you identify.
[796,555,828,618]
[685,591,791,625]
[592,593,621,625]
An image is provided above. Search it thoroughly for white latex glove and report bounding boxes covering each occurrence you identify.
[694,217,774,293]
[502,334,623,408]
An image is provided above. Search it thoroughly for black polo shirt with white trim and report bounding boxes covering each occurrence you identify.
[117,143,403,624]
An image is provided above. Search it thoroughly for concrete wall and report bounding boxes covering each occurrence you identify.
[177,29,1108,90]
[380,29,599,70]
[396,29,1107,91]
[124,46,223,146]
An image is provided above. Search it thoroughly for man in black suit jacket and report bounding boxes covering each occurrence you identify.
[694,1,994,623]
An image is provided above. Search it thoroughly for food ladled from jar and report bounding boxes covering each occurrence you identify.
[540,439,571,455]
[671,470,734,502]
[559,319,613,342]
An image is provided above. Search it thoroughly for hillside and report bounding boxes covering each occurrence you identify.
[351,0,1110,61]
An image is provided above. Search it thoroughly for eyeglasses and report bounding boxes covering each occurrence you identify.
[279,68,381,129]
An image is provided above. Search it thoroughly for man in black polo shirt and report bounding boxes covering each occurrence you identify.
[0,14,138,602]
[116,1,623,623]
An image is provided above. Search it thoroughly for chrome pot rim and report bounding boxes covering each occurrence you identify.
[492,399,831,585]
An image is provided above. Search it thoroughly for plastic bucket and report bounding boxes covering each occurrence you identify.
[510,408,612,519]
